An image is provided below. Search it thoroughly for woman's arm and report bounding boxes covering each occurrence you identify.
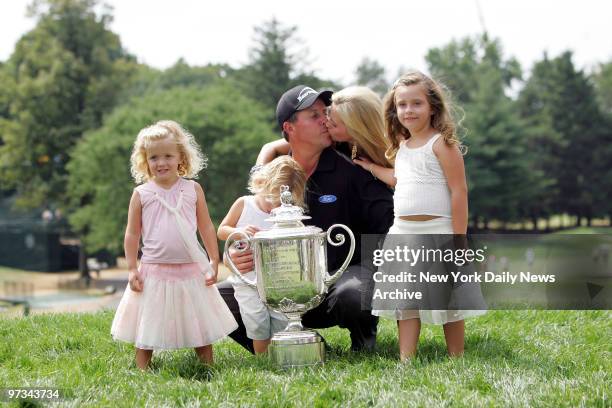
[354,158,396,187]
[195,182,221,285]
[125,190,143,291]
[434,139,468,234]
[256,139,290,165]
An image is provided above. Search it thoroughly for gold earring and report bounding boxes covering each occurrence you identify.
[351,144,357,160]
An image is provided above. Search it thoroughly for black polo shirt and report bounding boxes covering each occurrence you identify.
[304,147,394,271]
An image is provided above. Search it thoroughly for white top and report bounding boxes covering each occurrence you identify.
[236,196,273,230]
[228,195,273,284]
[393,134,452,218]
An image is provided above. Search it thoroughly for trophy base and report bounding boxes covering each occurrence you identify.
[268,330,325,368]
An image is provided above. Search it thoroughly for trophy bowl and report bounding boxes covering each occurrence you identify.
[224,186,355,368]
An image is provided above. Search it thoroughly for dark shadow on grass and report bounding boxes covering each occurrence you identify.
[147,354,215,382]
[16,400,44,408]
[173,357,215,382]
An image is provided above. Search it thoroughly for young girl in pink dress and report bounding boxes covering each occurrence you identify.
[111,120,237,369]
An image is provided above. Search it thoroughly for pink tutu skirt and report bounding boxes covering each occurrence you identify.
[111,263,238,350]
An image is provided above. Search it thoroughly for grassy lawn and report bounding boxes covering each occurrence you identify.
[1,310,610,407]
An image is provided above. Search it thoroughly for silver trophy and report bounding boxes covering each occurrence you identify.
[224,186,355,368]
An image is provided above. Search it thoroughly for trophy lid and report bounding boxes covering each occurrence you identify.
[254,185,323,240]
[265,185,311,225]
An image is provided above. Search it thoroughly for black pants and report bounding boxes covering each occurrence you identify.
[217,264,378,354]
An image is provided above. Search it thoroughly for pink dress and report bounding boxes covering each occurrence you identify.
[111,178,238,350]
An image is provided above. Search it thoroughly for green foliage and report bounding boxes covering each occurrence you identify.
[427,36,521,105]
[243,18,295,109]
[593,60,612,115]
[237,18,340,123]
[517,57,567,220]
[116,59,233,103]
[67,84,276,253]
[354,57,389,97]
[426,36,538,225]
[0,0,138,209]
[520,52,610,222]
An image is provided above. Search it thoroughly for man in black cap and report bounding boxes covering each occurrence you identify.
[220,85,394,352]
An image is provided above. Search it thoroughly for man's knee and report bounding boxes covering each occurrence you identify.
[332,265,374,311]
[333,275,363,311]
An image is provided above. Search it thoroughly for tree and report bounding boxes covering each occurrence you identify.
[242,18,297,111]
[237,18,339,121]
[354,57,389,96]
[520,52,607,225]
[517,56,566,227]
[67,84,277,253]
[593,60,612,115]
[0,0,137,209]
[426,36,539,228]
[427,36,521,106]
[592,60,612,222]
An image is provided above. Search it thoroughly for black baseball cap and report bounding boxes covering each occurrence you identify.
[276,85,333,129]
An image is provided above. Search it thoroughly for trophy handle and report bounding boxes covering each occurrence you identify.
[323,224,355,288]
[223,230,257,289]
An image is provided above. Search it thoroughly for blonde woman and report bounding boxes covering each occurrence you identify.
[218,156,307,354]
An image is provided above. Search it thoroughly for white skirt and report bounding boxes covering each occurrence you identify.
[372,217,487,324]
[111,263,238,350]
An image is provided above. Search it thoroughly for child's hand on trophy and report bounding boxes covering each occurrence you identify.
[242,225,261,237]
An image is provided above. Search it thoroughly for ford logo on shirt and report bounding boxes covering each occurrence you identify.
[318,195,337,204]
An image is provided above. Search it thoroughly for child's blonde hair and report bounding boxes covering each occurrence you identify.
[130,120,207,184]
[331,86,391,167]
[383,71,462,162]
[248,156,307,208]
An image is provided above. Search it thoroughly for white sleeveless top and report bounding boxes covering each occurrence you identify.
[393,134,452,218]
[228,196,273,284]
[236,196,273,230]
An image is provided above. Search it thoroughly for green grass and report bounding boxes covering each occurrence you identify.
[0,311,610,407]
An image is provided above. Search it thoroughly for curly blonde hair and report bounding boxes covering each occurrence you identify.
[331,86,391,168]
[248,156,307,208]
[383,71,462,163]
[130,120,207,184]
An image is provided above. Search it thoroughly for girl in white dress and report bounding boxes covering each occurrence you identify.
[356,72,484,360]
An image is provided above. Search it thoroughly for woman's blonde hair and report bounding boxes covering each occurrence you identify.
[248,156,307,208]
[383,71,462,162]
[130,120,207,184]
[331,86,391,167]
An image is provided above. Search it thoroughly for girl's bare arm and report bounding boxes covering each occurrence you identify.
[434,139,468,234]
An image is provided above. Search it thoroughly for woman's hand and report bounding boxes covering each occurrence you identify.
[128,269,143,292]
